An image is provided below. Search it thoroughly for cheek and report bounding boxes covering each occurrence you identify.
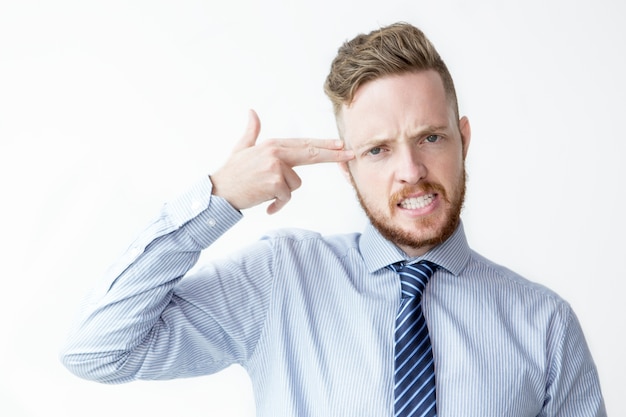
[435,152,465,179]
[349,166,388,199]
[350,163,388,189]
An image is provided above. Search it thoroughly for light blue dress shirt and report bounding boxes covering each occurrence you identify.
[60,176,606,417]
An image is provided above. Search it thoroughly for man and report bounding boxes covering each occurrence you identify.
[61,22,606,416]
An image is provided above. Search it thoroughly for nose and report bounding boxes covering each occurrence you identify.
[394,146,426,184]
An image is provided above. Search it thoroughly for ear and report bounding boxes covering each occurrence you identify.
[459,116,471,159]
[338,160,353,184]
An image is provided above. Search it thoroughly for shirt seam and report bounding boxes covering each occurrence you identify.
[543,304,572,412]
[469,253,566,306]
[243,237,279,370]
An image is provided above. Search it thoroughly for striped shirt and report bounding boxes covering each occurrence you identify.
[60,176,606,417]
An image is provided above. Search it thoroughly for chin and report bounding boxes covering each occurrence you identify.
[373,212,460,253]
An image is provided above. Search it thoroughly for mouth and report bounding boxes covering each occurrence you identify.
[398,194,436,210]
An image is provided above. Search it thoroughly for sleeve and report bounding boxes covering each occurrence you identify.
[541,305,607,417]
[59,176,276,384]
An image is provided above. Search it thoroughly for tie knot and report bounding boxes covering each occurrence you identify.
[389,260,437,299]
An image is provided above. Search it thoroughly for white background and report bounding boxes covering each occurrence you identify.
[1,0,624,415]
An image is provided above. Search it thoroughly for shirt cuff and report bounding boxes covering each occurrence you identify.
[163,175,243,248]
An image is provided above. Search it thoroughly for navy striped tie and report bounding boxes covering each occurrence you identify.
[389,261,438,417]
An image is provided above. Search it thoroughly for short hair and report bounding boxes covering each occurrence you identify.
[324,22,459,120]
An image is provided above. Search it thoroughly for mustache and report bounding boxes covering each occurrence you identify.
[389,182,448,207]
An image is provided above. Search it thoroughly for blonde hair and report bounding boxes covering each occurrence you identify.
[324,22,459,119]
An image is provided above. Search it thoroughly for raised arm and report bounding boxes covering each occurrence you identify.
[60,110,353,383]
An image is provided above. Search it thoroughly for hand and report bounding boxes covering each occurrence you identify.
[211,110,355,214]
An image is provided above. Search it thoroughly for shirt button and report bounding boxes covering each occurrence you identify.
[129,246,141,257]
[207,218,216,227]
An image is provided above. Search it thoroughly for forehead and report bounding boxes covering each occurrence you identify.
[338,71,454,142]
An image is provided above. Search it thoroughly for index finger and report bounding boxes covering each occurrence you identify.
[274,138,355,167]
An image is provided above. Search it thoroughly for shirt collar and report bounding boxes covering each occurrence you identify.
[360,220,471,277]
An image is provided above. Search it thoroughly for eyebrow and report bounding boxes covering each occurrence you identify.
[415,124,450,136]
[355,125,451,151]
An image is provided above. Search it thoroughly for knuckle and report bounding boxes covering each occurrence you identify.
[307,145,320,158]
[260,139,281,156]
[264,138,280,147]
[266,159,283,173]
[268,173,283,188]
[266,139,283,155]
[268,147,281,159]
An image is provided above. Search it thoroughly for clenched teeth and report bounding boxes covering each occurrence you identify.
[399,194,435,209]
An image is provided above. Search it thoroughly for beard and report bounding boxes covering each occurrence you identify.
[353,168,466,253]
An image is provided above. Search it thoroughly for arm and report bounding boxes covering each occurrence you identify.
[541,305,606,416]
[60,177,255,382]
[60,110,354,383]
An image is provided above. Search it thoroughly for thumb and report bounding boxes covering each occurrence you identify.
[232,109,261,152]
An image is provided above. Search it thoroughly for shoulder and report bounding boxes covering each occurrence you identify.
[444,250,578,347]
[465,250,570,311]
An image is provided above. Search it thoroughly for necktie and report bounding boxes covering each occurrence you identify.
[388,261,438,417]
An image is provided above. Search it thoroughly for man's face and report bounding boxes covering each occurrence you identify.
[338,70,471,257]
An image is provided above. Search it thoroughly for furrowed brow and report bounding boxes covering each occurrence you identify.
[415,125,450,136]
[355,138,394,152]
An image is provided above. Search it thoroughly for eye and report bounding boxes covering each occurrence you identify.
[368,147,383,155]
[425,134,440,143]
